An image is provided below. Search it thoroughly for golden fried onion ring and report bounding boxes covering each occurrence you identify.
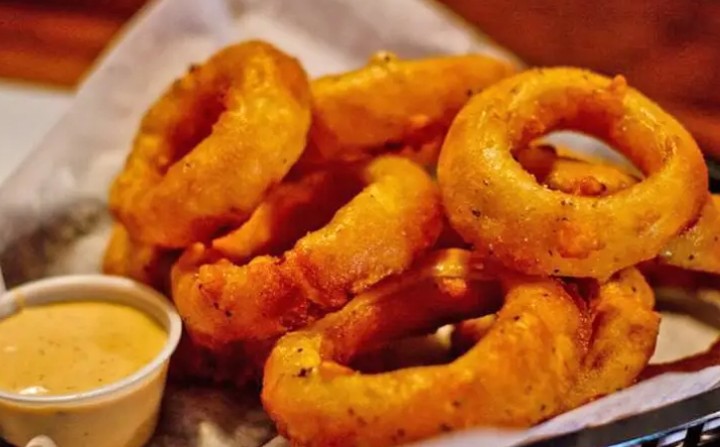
[211,169,363,263]
[657,195,720,274]
[172,156,442,348]
[453,268,658,411]
[438,68,708,278]
[262,250,589,447]
[110,41,311,247]
[518,144,720,275]
[300,53,516,167]
[562,268,659,408]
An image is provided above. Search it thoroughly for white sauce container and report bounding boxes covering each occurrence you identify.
[0,275,182,447]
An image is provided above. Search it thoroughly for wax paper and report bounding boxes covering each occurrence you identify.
[0,0,718,446]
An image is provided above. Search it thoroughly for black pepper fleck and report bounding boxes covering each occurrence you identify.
[297,368,311,378]
[471,208,482,218]
[439,423,452,432]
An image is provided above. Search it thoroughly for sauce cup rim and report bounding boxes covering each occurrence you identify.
[0,274,182,405]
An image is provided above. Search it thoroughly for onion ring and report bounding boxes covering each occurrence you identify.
[517,144,720,274]
[211,168,363,262]
[299,52,516,168]
[657,194,720,274]
[262,250,589,447]
[561,268,659,409]
[110,41,312,247]
[452,267,658,411]
[438,68,708,278]
[102,224,178,292]
[172,156,442,348]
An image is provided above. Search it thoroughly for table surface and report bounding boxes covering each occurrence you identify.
[0,81,72,184]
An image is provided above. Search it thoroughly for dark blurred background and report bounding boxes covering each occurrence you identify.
[1,0,719,162]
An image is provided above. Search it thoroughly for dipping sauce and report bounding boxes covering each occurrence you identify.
[0,301,167,396]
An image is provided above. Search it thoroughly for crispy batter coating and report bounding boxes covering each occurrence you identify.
[561,268,659,409]
[439,68,708,278]
[172,156,442,349]
[110,41,311,247]
[452,268,659,412]
[298,52,516,168]
[518,144,720,274]
[658,195,720,274]
[211,169,363,262]
[102,224,177,292]
[262,250,589,447]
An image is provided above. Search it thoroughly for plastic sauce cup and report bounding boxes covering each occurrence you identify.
[0,275,182,447]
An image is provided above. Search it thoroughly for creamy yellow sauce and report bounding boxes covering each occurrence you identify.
[0,301,167,396]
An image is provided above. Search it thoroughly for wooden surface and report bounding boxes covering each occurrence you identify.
[1,0,718,157]
[0,0,146,87]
